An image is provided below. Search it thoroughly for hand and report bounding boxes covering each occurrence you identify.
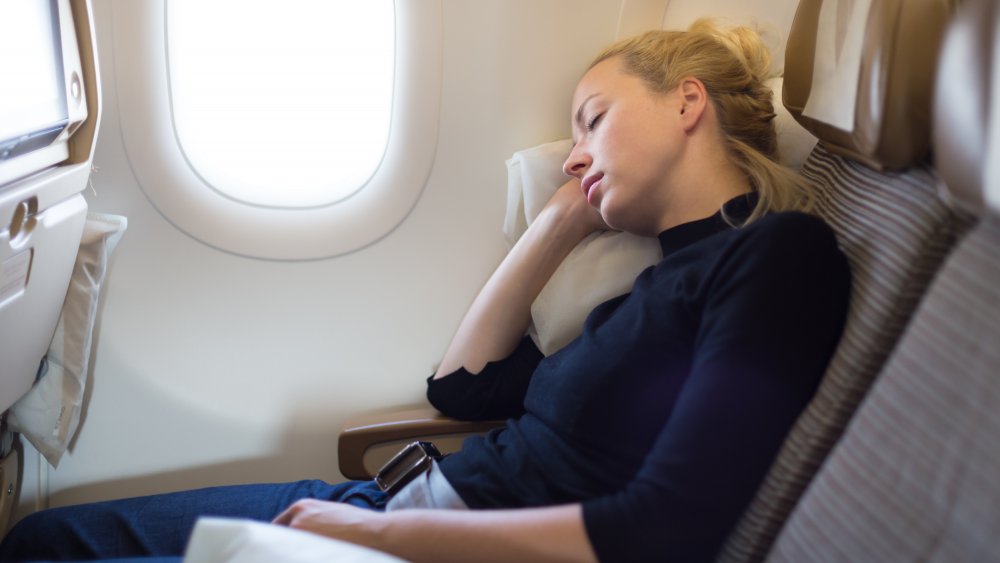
[542,178,611,237]
[272,499,383,549]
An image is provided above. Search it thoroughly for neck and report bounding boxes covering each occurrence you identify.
[655,144,752,233]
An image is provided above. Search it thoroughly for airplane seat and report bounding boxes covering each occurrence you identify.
[0,0,121,536]
[718,0,973,560]
[767,0,1000,558]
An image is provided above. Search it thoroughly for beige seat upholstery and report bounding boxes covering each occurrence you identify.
[768,0,1000,558]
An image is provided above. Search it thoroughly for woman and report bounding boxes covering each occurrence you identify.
[0,22,850,563]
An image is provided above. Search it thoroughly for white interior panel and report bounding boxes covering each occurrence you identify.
[616,0,669,38]
[33,0,622,508]
[662,0,801,74]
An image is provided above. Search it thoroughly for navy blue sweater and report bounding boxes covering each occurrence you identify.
[427,195,850,562]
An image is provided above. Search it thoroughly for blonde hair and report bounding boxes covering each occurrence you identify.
[591,20,814,224]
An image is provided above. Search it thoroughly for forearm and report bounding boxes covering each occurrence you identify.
[376,504,598,563]
[434,201,594,378]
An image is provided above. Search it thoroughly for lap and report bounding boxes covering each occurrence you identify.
[0,479,385,561]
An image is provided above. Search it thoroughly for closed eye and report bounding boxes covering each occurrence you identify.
[586,113,604,131]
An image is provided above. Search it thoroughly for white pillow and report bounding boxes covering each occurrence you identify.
[183,518,407,563]
[504,141,662,356]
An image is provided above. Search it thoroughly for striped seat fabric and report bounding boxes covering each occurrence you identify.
[764,0,1000,556]
[768,215,1000,562]
[718,144,974,562]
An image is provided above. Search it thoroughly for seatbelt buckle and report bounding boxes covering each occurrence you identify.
[374,441,443,494]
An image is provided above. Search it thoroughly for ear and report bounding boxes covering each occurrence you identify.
[677,77,709,133]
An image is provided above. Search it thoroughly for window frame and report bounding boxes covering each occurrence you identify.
[112,0,442,260]
[165,0,396,210]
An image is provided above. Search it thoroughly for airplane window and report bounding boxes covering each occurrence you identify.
[166,0,394,208]
[113,1,440,259]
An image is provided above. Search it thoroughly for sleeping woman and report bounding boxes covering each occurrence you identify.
[0,21,850,563]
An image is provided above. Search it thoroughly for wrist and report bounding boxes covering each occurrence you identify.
[534,202,598,249]
[374,510,426,559]
[365,510,391,551]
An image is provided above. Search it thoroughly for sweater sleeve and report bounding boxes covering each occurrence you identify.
[581,214,851,562]
[426,336,544,421]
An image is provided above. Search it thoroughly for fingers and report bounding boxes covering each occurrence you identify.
[271,501,298,526]
[270,499,380,549]
[271,498,319,526]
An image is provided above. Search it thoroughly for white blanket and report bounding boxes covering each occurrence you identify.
[184,518,406,563]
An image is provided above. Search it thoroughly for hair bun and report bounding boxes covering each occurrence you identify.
[690,19,774,83]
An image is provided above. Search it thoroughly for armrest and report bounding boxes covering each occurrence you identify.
[338,406,505,480]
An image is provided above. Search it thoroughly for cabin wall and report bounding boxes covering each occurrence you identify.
[15,0,624,515]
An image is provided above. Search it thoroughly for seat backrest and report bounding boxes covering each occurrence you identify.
[717,0,972,560]
[782,0,955,170]
[767,0,1000,558]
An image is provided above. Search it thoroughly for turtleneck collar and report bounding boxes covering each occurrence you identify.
[656,192,758,257]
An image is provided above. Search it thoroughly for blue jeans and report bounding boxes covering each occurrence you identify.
[0,479,386,562]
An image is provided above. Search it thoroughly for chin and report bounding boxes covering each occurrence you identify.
[599,201,632,234]
[598,210,622,232]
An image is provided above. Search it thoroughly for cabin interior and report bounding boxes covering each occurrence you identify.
[1,0,998,560]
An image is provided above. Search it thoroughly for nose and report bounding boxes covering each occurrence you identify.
[562,143,591,178]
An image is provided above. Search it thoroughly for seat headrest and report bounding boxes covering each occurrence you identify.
[783,0,955,170]
[933,0,999,216]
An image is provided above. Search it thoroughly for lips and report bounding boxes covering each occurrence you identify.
[581,173,604,205]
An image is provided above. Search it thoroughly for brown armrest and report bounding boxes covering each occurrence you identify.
[338,406,505,480]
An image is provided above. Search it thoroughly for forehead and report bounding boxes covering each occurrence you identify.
[572,58,626,108]
[571,57,656,121]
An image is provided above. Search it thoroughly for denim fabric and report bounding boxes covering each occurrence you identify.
[0,479,386,562]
